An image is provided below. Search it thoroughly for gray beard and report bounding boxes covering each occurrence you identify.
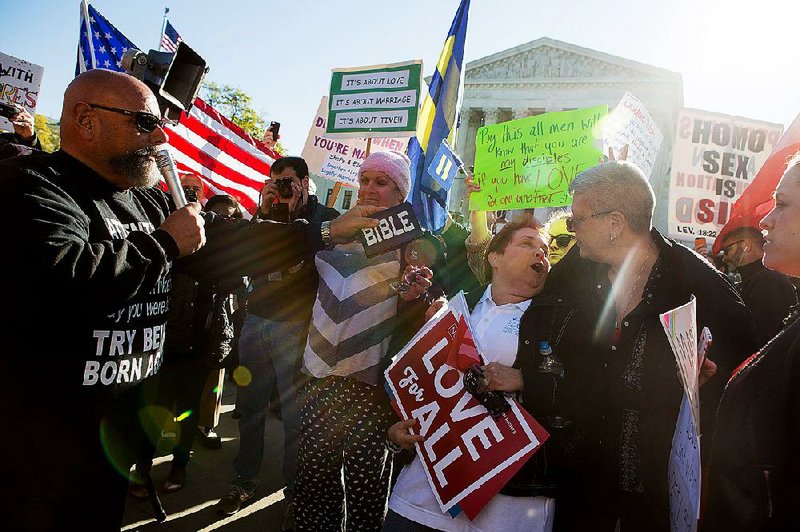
[109,147,159,188]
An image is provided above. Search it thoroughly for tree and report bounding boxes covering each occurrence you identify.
[34,115,60,152]
[201,81,269,140]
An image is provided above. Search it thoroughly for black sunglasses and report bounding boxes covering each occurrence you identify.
[721,239,746,255]
[552,234,574,248]
[87,103,172,133]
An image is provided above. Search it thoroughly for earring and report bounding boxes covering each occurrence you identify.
[609,233,618,244]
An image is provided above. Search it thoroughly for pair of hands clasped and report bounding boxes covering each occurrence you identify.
[158,203,385,257]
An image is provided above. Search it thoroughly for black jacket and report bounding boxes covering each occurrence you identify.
[737,260,798,346]
[705,307,800,531]
[516,229,755,530]
[0,150,325,517]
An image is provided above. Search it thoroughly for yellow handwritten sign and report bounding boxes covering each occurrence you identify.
[469,106,607,211]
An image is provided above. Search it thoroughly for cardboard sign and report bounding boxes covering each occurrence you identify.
[660,297,702,531]
[668,395,701,532]
[360,202,423,258]
[603,92,663,178]
[469,106,607,211]
[301,97,410,187]
[427,139,463,191]
[0,51,44,131]
[660,296,700,425]
[668,109,783,243]
[326,60,422,138]
[385,293,548,518]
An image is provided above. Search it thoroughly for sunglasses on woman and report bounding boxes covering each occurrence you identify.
[551,234,574,248]
[87,103,172,133]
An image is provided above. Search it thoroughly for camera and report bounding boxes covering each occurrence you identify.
[275,177,294,199]
[182,187,198,203]
[267,121,280,140]
[0,101,20,120]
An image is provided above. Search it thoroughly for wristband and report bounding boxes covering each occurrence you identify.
[385,437,403,454]
[321,220,333,248]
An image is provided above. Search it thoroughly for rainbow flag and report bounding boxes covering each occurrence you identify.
[407,0,471,233]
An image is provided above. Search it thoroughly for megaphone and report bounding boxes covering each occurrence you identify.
[122,42,208,120]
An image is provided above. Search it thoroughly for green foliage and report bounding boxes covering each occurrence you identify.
[34,115,60,152]
[201,81,268,140]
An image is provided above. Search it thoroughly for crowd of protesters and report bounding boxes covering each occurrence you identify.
[2,69,800,532]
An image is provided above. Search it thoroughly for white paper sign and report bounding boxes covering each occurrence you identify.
[667,108,783,243]
[0,51,44,131]
[659,296,700,425]
[668,394,701,531]
[301,97,409,187]
[603,92,663,178]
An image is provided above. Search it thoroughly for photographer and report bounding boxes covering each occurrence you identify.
[0,104,41,159]
[217,157,339,523]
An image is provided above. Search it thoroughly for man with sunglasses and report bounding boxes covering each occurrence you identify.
[719,226,798,345]
[545,212,576,265]
[0,69,380,530]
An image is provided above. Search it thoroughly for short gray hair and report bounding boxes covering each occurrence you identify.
[569,161,655,234]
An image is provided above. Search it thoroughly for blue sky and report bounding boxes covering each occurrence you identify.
[2,0,798,152]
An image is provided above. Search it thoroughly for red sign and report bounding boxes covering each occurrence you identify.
[385,308,549,519]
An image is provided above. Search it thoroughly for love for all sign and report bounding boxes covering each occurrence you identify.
[385,298,547,518]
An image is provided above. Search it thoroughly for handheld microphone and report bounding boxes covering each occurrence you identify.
[155,149,187,208]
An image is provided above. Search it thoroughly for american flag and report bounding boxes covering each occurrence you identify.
[76,2,278,214]
[160,20,182,53]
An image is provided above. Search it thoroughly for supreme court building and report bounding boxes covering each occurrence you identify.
[449,37,684,231]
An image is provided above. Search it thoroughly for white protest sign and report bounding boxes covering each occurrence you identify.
[661,297,702,532]
[603,92,663,177]
[660,296,700,425]
[0,51,44,131]
[301,97,410,187]
[668,109,783,243]
[668,394,701,531]
[326,60,422,138]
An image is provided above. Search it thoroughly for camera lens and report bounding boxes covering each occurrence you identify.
[276,178,294,199]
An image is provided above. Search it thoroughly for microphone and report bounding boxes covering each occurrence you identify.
[155,149,187,208]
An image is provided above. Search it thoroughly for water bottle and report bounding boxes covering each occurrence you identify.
[537,341,564,377]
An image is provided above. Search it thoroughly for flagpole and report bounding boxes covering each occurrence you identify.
[158,7,169,51]
[81,0,96,69]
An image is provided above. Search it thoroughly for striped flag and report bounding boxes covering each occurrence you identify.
[167,99,278,213]
[407,0,471,233]
[75,1,278,214]
[161,20,182,52]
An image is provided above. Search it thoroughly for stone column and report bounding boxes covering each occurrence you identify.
[483,108,502,126]
[451,108,477,214]
[512,107,529,120]
[455,108,476,161]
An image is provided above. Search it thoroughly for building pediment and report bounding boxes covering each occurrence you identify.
[466,37,680,83]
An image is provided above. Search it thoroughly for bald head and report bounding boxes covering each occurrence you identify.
[60,70,168,189]
[61,70,157,139]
